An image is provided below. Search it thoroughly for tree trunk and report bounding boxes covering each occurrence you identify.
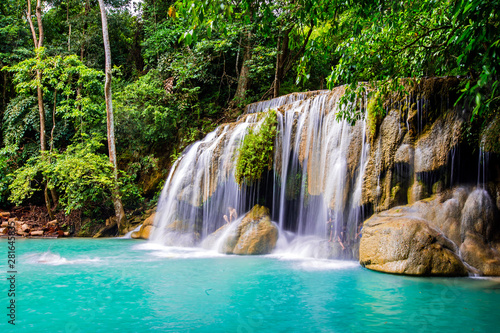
[27,0,54,219]
[232,31,252,106]
[273,35,281,98]
[27,0,46,152]
[274,28,292,98]
[67,3,71,52]
[2,71,6,114]
[98,0,127,230]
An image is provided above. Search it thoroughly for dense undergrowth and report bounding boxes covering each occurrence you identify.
[0,0,498,234]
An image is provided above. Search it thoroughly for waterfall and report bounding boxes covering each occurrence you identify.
[150,87,370,257]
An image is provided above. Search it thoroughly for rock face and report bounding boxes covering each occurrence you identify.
[360,187,500,276]
[131,212,156,240]
[361,78,467,212]
[360,214,467,276]
[202,205,278,255]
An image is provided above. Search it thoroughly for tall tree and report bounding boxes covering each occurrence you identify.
[26,0,45,152]
[98,0,127,230]
[26,0,58,219]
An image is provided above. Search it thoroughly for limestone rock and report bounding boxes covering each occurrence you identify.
[460,233,500,276]
[414,113,463,173]
[31,230,44,236]
[233,207,278,255]
[132,225,154,240]
[359,214,468,276]
[131,212,156,240]
[204,205,278,255]
[460,189,496,242]
[360,187,500,276]
[394,144,413,164]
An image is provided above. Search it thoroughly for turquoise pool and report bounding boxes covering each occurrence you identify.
[1,238,499,332]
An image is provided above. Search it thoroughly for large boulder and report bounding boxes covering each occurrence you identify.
[359,212,468,276]
[460,233,500,276]
[233,206,279,255]
[360,187,500,276]
[203,205,278,255]
[460,189,496,242]
[131,212,156,240]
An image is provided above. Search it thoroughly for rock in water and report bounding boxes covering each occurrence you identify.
[459,190,500,275]
[204,205,278,255]
[233,206,278,255]
[460,189,496,242]
[359,214,468,276]
[131,213,156,240]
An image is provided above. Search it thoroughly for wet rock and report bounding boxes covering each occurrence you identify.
[461,189,496,242]
[131,212,156,240]
[233,207,279,255]
[460,233,500,276]
[360,214,468,276]
[204,205,278,255]
[408,181,427,204]
[360,187,500,276]
[394,144,413,164]
[414,113,462,173]
[481,113,500,154]
[201,223,231,250]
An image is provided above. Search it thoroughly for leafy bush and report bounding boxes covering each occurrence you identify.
[235,109,277,186]
[9,137,116,214]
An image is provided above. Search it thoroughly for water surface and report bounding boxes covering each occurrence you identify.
[1,238,499,332]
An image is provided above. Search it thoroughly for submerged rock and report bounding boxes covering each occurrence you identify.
[203,205,278,255]
[359,214,468,276]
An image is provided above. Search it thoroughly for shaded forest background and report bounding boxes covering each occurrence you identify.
[0,0,498,233]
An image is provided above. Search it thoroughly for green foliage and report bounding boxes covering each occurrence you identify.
[235,109,277,186]
[2,0,498,223]
[4,50,106,140]
[327,0,500,124]
[2,96,38,147]
[9,137,115,214]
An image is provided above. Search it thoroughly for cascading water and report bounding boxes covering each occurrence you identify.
[150,86,370,259]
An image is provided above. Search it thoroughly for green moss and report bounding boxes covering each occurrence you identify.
[390,184,401,200]
[245,205,270,221]
[235,109,277,186]
[367,91,384,143]
[481,114,500,154]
